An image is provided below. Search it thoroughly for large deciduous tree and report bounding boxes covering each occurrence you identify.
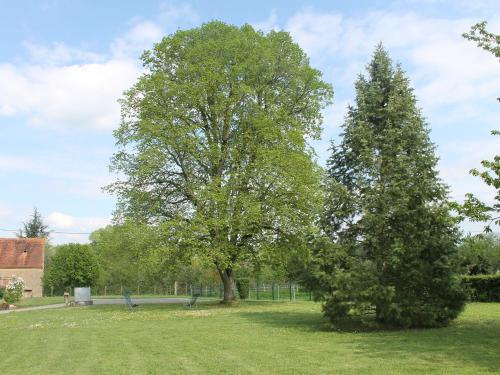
[107,21,333,303]
[316,45,465,328]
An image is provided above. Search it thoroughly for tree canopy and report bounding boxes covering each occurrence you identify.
[42,243,100,293]
[107,21,333,302]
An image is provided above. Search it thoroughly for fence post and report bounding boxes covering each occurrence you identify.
[256,282,260,301]
[289,282,292,301]
[104,285,107,296]
[277,284,280,301]
[174,281,178,296]
[272,282,275,300]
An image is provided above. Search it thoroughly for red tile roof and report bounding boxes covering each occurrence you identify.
[0,238,45,269]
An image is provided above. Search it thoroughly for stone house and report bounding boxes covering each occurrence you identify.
[0,238,45,297]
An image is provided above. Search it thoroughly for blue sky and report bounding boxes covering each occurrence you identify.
[0,0,498,243]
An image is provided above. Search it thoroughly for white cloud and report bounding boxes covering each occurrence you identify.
[157,2,199,25]
[47,212,109,230]
[45,212,110,244]
[0,153,112,198]
[23,41,105,65]
[286,10,343,62]
[0,4,200,132]
[439,137,499,200]
[284,10,500,127]
[111,21,164,58]
[111,3,199,58]
[0,59,140,131]
[47,212,110,235]
[252,9,280,33]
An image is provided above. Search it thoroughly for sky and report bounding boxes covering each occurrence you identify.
[0,0,498,244]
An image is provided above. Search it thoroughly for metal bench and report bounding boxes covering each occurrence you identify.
[185,294,199,308]
[123,293,138,310]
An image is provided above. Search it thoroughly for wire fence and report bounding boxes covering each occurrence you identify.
[51,282,312,301]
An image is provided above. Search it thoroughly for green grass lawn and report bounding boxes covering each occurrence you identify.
[0,301,499,375]
[13,296,66,308]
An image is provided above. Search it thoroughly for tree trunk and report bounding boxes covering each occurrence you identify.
[218,267,235,304]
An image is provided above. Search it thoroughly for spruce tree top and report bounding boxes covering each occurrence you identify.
[18,207,50,238]
[329,44,442,199]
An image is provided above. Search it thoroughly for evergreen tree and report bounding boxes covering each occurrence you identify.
[318,45,465,328]
[18,207,50,238]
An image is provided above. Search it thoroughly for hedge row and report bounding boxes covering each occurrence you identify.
[463,274,500,302]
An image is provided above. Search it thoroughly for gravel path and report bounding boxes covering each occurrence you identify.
[0,304,66,314]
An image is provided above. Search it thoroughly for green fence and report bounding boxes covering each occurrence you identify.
[84,281,311,301]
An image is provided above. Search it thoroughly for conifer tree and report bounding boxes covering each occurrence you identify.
[319,45,465,328]
[18,207,50,238]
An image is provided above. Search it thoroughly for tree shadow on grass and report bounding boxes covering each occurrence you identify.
[238,308,500,373]
[238,310,333,332]
[352,319,500,373]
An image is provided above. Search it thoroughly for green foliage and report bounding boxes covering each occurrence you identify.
[90,223,164,291]
[454,23,500,229]
[4,277,25,304]
[90,223,221,293]
[236,278,250,299]
[462,21,500,58]
[458,234,500,275]
[0,286,4,299]
[463,274,500,302]
[107,21,332,301]
[317,45,465,328]
[42,243,99,292]
[17,207,50,238]
[453,130,499,232]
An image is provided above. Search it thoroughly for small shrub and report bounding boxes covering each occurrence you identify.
[463,274,500,302]
[236,278,250,300]
[0,286,4,299]
[3,276,25,304]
